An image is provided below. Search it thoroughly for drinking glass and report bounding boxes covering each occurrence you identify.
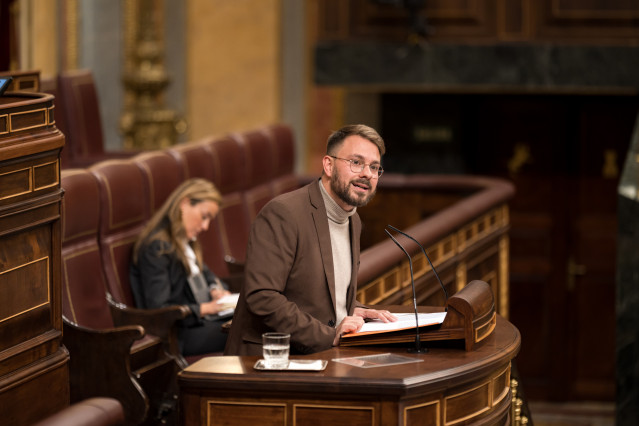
[262,332,290,369]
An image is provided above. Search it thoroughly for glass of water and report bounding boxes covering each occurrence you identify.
[262,332,290,369]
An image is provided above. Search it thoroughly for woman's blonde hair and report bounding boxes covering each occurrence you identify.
[133,178,222,274]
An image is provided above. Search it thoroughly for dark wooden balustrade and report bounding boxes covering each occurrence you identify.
[357,174,515,318]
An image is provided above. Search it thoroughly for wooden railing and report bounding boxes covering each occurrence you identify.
[357,174,515,318]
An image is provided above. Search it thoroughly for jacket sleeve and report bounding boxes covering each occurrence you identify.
[136,239,202,325]
[243,199,336,354]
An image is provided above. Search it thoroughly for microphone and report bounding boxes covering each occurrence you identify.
[384,228,427,353]
[387,224,448,307]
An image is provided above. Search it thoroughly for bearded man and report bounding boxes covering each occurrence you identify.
[225,124,397,356]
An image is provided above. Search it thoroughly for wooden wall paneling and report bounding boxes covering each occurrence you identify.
[534,0,639,42]
[498,0,530,40]
[333,0,500,41]
[317,0,639,43]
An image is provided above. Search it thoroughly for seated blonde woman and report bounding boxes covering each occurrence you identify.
[130,178,230,355]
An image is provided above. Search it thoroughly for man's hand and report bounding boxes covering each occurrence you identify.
[332,316,365,346]
[353,307,398,323]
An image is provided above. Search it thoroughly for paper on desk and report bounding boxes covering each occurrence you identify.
[217,293,239,306]
[215,293,239,318]
[348,312,447,336]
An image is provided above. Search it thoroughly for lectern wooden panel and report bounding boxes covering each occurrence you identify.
[179,316,520,426]
[0,92,68,425]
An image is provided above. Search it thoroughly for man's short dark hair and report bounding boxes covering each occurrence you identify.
[326,124,386,156]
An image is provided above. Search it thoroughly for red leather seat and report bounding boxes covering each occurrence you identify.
[207,135,252,264]
[61,168,184,425]
[264,123,304,196]
[30,398,125,426]
[133,151,184,214]
[234,128,277,221]
[165,142,232,277]
[61,169,152,424]
[57,70,135,168]
[90,160,150,306]
[61,169,117,330]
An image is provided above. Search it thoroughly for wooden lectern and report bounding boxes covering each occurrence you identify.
[341,280,496,351]
[0,91,69,424]
[178,280,519,425]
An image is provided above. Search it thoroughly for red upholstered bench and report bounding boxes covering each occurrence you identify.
[60,124,305,422]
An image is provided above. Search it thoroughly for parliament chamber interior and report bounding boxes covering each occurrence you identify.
[1,1,638,425]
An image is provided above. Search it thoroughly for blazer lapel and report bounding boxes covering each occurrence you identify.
[308,181,336,311]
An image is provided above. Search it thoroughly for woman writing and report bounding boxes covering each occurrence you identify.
[130,178,230,355]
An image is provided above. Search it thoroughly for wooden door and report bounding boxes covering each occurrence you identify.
[380,92,637,400]
[475,94,638,401]
[560,99,636,399]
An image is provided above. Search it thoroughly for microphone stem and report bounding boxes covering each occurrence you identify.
[385,228,425,353]
[408,260,421,351]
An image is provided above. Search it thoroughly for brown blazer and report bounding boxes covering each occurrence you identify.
[225,180,362,355]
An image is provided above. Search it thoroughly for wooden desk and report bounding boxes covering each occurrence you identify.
[179,316,520,426]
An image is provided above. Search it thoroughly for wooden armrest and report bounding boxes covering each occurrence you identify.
[224,255,245,275]
[106,293,189,365]
[221,273,244,293]
[221,319,232,334]
[62,318,149,425]
[31,397,125,426]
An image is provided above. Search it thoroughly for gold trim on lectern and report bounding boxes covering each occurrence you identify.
[0,257,50,323]
[9,108,48,132]
[444,381,491,425]
[206,400,287,426]
[0,166,32,200]
[293,403,375,426]
[404,399,440,426]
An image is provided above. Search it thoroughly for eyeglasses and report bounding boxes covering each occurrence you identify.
[329,156,384,178]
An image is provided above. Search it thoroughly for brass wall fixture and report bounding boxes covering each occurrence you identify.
[507,142,532,177]
[602,149,619,179]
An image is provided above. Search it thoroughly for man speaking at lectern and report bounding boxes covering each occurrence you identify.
[225,124,396,356]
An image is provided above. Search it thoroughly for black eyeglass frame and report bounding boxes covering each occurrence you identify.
[329,155,384,178]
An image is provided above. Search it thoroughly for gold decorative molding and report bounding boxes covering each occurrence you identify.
[499,234,510,319]
[443,364,511,425]
[510,376,530,426]
[444,381,491,425]
[9,107,48,132]
[0,115,7,134]
[293,403,374,425]
[455,261,467,294]
[404,399,440,426]
[63,0,79,70]
[206,400,287,425]
[0,257,50,323]
[475,312,497,343]
[0,159,59,199]
[48,105,55,125]
[120,0,183,149]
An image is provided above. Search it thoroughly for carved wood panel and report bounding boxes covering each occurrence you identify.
[534,0,639,41]
[317,0,639,43]
[0,93,68,425]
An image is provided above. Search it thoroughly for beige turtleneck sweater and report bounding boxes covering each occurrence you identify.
[318,179,357,327]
